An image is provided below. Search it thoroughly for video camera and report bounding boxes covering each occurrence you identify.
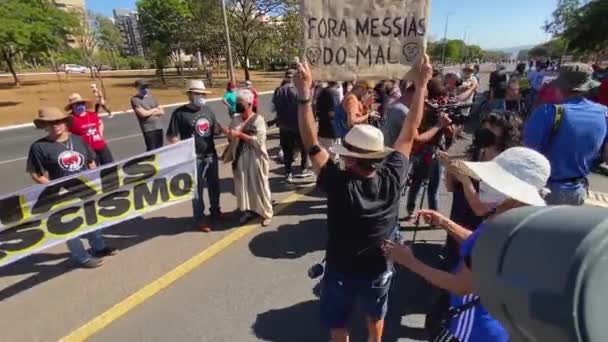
[472,206,608,342]
[425,100,474,125]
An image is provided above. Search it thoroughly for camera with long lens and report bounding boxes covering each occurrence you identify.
[425,100,474,125]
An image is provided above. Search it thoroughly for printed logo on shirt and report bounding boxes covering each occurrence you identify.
[195,118,211,137]
[58,150,85,172]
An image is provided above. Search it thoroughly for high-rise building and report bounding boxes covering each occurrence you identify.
[53,0,86,48]
[113,9,145,57]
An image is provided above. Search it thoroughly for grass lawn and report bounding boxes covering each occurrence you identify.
[0,68,284,127]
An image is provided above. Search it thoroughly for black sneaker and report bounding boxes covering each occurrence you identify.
[92,247,118,258]
[80,257,104,268]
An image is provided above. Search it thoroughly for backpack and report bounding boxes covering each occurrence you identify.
[332,103,349,138]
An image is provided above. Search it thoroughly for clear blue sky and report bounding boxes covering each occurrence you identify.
[85,0,556,50]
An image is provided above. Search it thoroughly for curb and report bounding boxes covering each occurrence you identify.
[0,90,275,132]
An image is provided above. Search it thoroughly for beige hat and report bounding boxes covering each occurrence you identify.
[65,93,93,111]
[187,80,211,94]
[34,107,71,129]
[462,64,475,72]
[331,124,393,159]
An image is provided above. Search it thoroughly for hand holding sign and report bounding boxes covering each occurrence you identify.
[295,62,313,99]
[414,53,432,86]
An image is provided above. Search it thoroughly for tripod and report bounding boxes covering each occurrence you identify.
[408,144,441,244]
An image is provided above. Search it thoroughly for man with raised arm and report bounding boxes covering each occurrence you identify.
[293,55,433,342]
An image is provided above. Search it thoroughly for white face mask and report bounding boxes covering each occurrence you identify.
[479,182,509,209]
[192,95,206,107]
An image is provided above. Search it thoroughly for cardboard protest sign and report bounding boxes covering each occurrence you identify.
[301,0,430,81]
[0,140,196,267]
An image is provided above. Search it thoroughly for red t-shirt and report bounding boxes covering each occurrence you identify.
[535,82,563,107]
[598,79,608,106]
[69,111,106,151]
[252,88,259,108]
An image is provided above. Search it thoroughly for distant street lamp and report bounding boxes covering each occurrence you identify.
[441,12,454,65]
[463,25,471,62]
[220,0,235,83]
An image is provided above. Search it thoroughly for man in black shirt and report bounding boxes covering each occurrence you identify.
[316,81,341,152]
[293,55,433,342]
[273,71,314,182]
[27,107,116,268]
[167,80,226,233]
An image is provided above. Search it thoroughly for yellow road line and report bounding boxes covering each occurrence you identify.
[59,185,314,342]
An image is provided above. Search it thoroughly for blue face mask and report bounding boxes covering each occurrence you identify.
[139,88,149,96]
[73,104,86,114]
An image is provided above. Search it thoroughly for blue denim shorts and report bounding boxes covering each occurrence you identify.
[319,268,393,329]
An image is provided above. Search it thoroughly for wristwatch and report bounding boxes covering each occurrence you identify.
[308,144,322,157]
[298,97,312,105]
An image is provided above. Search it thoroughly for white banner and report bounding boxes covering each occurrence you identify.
[0,139,196,267]
[301,0,430,81]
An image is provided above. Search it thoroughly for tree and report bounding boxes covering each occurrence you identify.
[137,0,191,83]
[226,0,293,80]
[97,15,124,70]
[75,11,101,78]
[0,0,79,86]
[184,0,226,68]
[562,0,608,54]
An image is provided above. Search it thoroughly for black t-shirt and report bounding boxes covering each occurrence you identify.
[27,135,96,180]
[167,104,219,157]
[318,151,409,276]
[490,71,508,99]
[317,87,341,139]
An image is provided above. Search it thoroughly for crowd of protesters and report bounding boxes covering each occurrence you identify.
[24,52,608,342]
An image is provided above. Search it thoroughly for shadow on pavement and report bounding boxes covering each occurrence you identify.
[252,299,328,342]
[0,215,198,301]
[252,242,445,342]
[383,242,444,342]
[249,216,327,259]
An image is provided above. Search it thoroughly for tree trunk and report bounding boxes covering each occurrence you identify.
[2,50,20,87]
[111,50,119,70]
[159,67,166,85]
[242,58,251,81]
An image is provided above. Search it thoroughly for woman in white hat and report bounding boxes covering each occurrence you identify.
[383,147,551,342]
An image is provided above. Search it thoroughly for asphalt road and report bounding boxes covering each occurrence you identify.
[1,64,607,342]
[0,94,274,194]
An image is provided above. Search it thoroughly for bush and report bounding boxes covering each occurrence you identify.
[126,57,149,70]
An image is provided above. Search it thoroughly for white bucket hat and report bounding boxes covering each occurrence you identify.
[186,80,211,94]
[331,124,393,159]
[462,147,551,206]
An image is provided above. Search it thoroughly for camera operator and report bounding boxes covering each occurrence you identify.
[446,69,478,138]
[405,79,454,219]
[383,147,551,342]
[294,55,433,342]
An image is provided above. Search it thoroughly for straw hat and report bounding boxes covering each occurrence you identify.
[461,147,551,206]
[331,124,393,159]
[186,80,211,94]
[65,93,92,111]
[34,107,71,129]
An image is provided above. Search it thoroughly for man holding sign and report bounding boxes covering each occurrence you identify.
[294,51,431,340]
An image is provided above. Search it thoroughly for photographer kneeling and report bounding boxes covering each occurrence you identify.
[383,147,551,342]
[405,79,454,219]
[294,56,432,342]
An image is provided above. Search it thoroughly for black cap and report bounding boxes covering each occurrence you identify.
[134,79,149,88]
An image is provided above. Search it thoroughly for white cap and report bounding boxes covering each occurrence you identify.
[237,89,254,104]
